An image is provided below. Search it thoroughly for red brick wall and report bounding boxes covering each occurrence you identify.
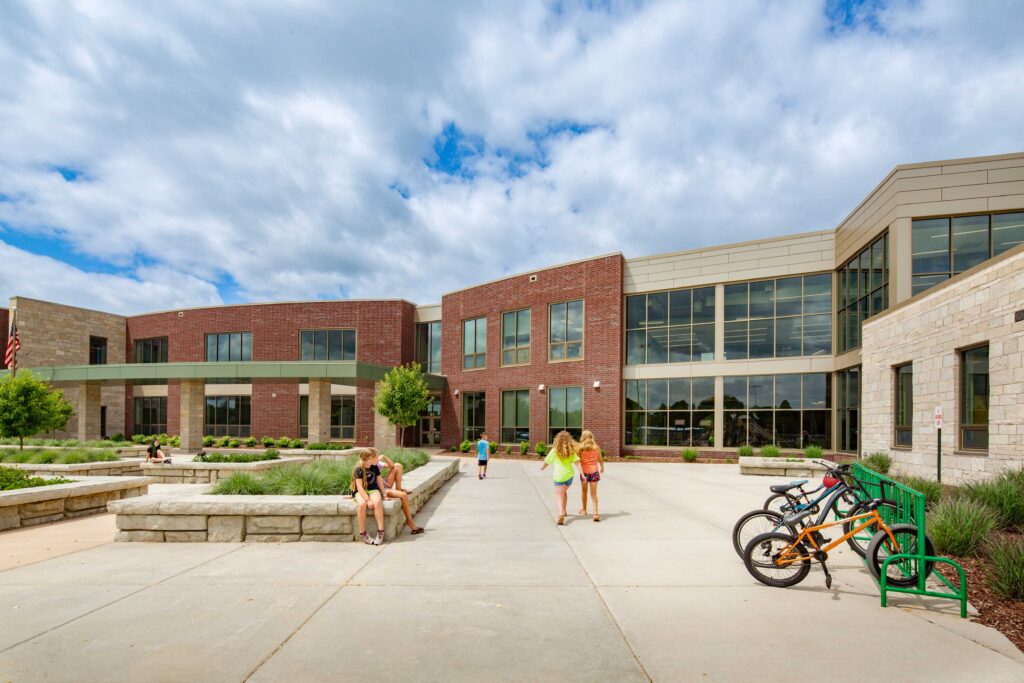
[0,308,7,369]
[125,300,416,444]
[440,255,624,455]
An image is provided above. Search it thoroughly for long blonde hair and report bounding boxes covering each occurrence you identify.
[578,430,598,453]
[551,431,577,460]
[352,448,379,493]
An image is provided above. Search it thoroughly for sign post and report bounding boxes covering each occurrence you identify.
[934,406,943,483]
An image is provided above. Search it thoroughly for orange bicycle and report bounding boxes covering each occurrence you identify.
[743,498,935,588]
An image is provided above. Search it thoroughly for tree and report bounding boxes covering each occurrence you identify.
[373,363,431,449]
[0,371,74,450]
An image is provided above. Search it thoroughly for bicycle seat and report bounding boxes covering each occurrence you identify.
[783,509,814,527]
[770,483,802,494]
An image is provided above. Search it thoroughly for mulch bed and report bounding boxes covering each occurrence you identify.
[937,551,1024,654]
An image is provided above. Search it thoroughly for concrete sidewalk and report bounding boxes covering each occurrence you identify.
[0,459,1021,682]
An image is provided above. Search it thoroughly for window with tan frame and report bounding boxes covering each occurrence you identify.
[894,363,913,448]
[462,317,487,369]
[501,308,531,366]
[549,299,583,361]
[960,345,989,451]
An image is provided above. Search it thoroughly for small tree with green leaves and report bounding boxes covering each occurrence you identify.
[0,372,74,450]
[374,363,431,448]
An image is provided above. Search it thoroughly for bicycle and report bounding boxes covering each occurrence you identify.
[742,498,935,589]
[732,462,864,558]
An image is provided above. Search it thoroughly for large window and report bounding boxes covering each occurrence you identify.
[501,389,530,444]
[205,396,251,437]
[549,300,584,361]
[415,322,442,373]
[501,309,531,366]
[89,336,108,365]
[723,373,831,449]
[626,287,715,364]
[298,395,356,440]
[547,386,583,441]
[134,337,169,363]
[837,367,860,453]
[624,378,714,447]
[462,391,486,441]
[724,274,832,360]
[912,212,1024,296]
[961,345,989,451]
[299,329,356,361]
[894,364,913,448]
[838,233,888,353]
[206,332,253,362]
[133,397,167,435]
[463,318,486,369]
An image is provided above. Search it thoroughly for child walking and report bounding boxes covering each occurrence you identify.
[577,430,605,522]
[476,433,490,480]
[540,431,580,525]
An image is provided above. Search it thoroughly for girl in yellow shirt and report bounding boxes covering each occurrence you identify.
[540,430,581,525]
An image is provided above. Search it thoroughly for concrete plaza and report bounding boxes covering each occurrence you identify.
[1,459,1022,682]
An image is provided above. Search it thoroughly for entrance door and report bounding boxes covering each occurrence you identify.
[419,397,441,446]
[100,406,107,439]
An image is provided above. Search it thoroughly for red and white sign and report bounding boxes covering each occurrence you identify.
[934,406,943,430]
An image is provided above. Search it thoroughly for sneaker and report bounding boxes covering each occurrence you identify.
[359,531,373,545]
[478,474,483,480]
[373,532,385,546]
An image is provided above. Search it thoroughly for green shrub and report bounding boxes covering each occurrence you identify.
[202,435,215,447]
[198,451,281,464]
[158,433,169,445]
[288,438,303,449]
[896,476,944,506]
[449,446,457,452]
[459,440,471,453]
[863,452,892,474]
[244,437,258,448]
[110,433,126,442]
[131,434,148,444]
[681,448,698,463]
[211,472,268,495]
[519,442,529,455]
[962,471,1024,529]
[759,445,780,458]
[262,436,275,448]
[535,442,548,456]
[276,436,292,448]
[985,536,1024,599]
[228,438,241,448]
[489,441,497,455]
[216,436,231,448]
[265,448,280,458]
[0,466,73,491]
[804,444,823,459]
[306,442,330,450]
[504,445,512,455]
[928,498,999,556]
[737,445,755,458]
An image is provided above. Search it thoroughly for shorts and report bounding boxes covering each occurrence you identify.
[554,476,573,487]
[478,459,488,467]
[580,471,601,483]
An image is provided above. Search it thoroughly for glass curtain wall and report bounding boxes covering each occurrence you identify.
[724,274,832,360]
[722,374,831,448]
[912,212,1024,295]
[624,378,714,447]
[837,233,888,353]
[625,287,715,364]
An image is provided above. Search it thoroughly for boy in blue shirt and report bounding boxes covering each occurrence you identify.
[477,433,490,480]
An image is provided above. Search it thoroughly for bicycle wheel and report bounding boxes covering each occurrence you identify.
[743,532,811,587]
[866,523,936,588]
[732,509,784,557]
[762,493,797,514]
[828,489,858,520]
[841,499,899,558]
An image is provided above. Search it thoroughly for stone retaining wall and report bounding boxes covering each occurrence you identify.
[738,457,831,477]
[112,456,459,542]
[141,457,314,484]
[8,459,144,478]
[0,476,154,531]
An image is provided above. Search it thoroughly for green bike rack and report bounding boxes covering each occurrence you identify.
[850,463,968,618]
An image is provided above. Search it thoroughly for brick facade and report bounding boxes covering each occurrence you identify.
[440,254,624,454]
[125,300,416,446]
[861,246,1024,483]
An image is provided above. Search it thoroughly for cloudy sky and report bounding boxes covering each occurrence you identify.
[1,0,1022,313]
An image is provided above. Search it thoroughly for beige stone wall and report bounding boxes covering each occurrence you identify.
[10,297,127,438]
[624,230,834,293]
[860,247,1024,483]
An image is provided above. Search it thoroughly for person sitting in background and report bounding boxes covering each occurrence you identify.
[146,438,172,464]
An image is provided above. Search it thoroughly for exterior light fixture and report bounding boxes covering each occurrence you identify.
[593,380,601,389]
[538,384,545,392]
[454,389,460,397]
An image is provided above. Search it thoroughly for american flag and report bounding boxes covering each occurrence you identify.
[5,311,19,373]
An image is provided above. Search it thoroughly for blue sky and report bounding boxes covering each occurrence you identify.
[0,0,1022,313]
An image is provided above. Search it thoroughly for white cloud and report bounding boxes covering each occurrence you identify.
[0,0,1022,310]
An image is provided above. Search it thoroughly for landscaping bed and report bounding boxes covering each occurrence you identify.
[141,455,314,484]
[111,454,457,543]
[1,474,154,531]
[0,448,145,477]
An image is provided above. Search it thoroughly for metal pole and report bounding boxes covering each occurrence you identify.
[937,427,942,483]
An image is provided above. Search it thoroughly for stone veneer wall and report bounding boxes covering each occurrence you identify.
[10,297,127,438]
[860,247,1024,483]
[0,477,152,531]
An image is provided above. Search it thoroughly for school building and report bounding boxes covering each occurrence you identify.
[3,152,1023,482]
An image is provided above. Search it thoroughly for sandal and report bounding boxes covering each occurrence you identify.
[410,527,425,535]
[556,516,565,526]
[593,515,601,522]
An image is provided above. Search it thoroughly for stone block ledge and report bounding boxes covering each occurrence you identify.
[6,460,145,478]
[140,456,314,484]
[1,476,155,532]
[738,457,831,477]
[113,456,460,542]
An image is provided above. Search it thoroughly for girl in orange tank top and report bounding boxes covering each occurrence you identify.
[577,430,605,522]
